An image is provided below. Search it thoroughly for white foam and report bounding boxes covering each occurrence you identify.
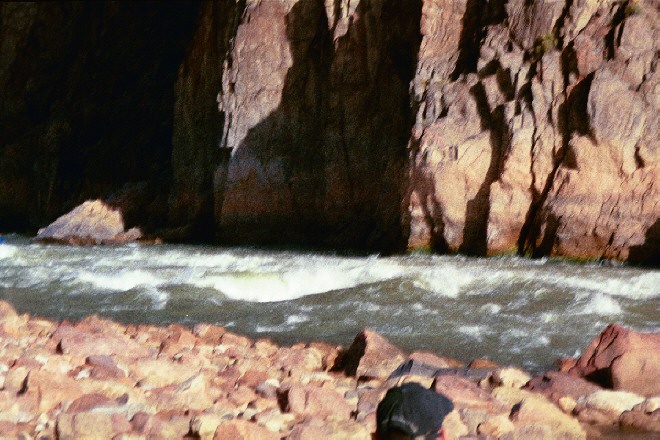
[540,312,557,323]
[141,287,170,310]
[78,270,163,292]
[535,335,551,346]
[579,293,622,315]
[286,314,309,325]
[254,324,286,333]
[0,245,17,260]
[198,261,403,303]
[481,303,502,314]
[414,266,477,297]
[550,272,660,300]
[457,325,488,339]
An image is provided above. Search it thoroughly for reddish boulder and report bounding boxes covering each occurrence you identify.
[568,325,660,396]
[24,369,83,413]
[141,412,191,438]
[409,351,463,369]
[619,410,660,432]
[467,359,499,369]
[334,329,406,380]
[525,371,602,402]
[433,374,506,413]
[213,419,278,440]
[65,392,122,413]
[285,385,352,421]
[51,322,152,359]
[86,355,126,379]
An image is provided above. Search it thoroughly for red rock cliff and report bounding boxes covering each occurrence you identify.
[171,0,658,260]
[1,0,657,262]
[171,0,421,251]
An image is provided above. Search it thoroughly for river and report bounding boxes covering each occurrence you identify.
[0,234,657,372]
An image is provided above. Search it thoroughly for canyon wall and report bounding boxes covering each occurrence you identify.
[0,2,199,231]
[406,0,658,262]
[172,0,422,251]
[1,0,657,262]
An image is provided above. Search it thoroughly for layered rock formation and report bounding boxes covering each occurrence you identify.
[406,0,659,260]
[1,0,658,261]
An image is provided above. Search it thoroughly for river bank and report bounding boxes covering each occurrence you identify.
[0,300,658,439]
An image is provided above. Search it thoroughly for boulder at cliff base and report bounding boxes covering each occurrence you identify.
[35,200,142,245]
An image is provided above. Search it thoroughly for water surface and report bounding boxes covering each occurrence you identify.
[1,235,657,371]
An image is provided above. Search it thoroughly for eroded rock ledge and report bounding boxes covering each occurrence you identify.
[0,301,658,439]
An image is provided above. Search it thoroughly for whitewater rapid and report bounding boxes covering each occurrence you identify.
[0,235,657,370]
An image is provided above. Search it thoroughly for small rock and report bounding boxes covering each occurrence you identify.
[286,385,353,421]
[57,412,130,439]
[238,369,270,388]
[191,413,224,440]
[193,323,226,345]
[221,332,252,348]
[443,409,469,439]
[491,367,531,388]
[575,390,646,416]
[65,392,120,413]
[288,417,370,440]
[255,381,278,400]
[434,375,506,412]
[334,329,406,380]
[619,410,660,432]
[409,351,463,369]
[228,386,258,409]
[509,393,586,439]
[253,408,294,433]
[468,358,499,369]
[525,371,602,403]
[213,419,278,440]
[142,413,191,438]
[477,413,515,438]
[4,366,29,393]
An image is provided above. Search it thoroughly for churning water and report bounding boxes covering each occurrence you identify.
[0,235,657,371]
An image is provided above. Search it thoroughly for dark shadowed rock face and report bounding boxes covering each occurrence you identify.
[208,0,422,251]
[0,2,199,233]
[1,0,657,261]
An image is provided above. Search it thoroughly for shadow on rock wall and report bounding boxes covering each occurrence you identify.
[217,0,422,253]
[629,219,660,266]
[0,2,200,233]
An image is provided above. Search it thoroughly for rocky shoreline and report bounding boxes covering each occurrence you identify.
[0,300,658,439]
